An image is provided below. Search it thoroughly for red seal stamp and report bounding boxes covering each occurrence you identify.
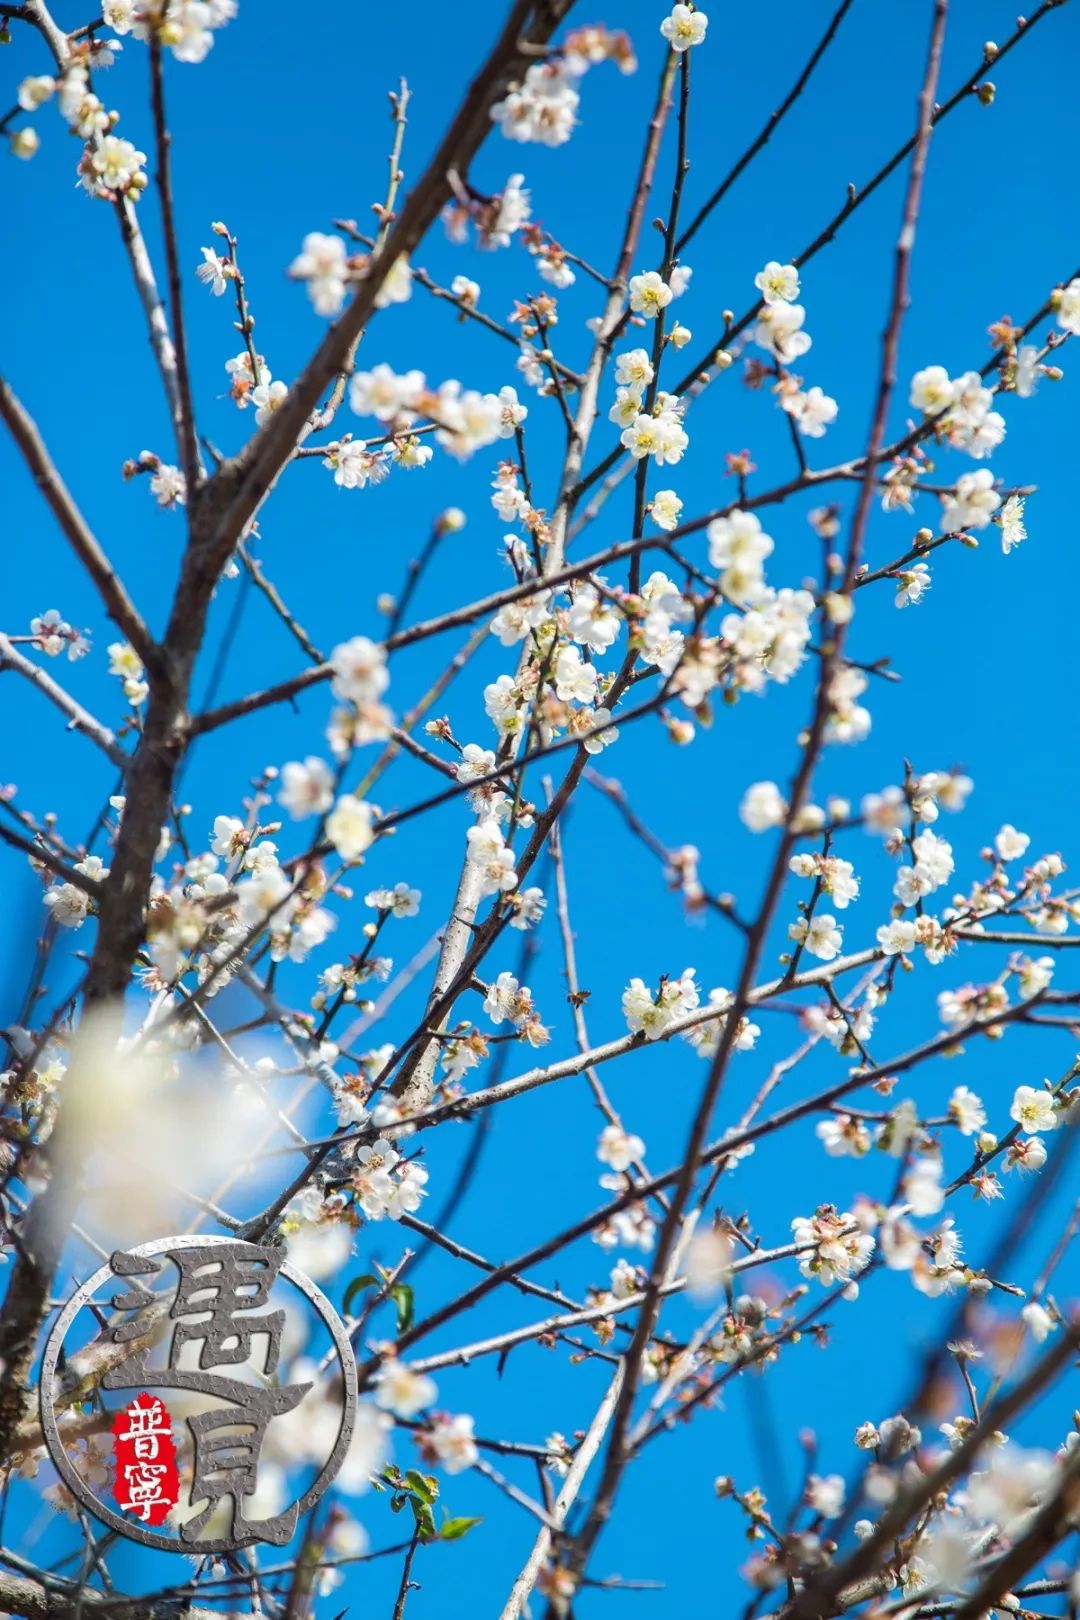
[111,1392,180,1527]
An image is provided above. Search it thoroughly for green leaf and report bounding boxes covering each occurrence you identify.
[439,1515,483,1542]
[408,1496,437,1543]
[404,1469,439,1505]
[343,1273,381,1315]
[389,1282,415,1333]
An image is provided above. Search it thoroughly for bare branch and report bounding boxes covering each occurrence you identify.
[148,35,201,492]
[0,629,129,769]
[0,378,156,673]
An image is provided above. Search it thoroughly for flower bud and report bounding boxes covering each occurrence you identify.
[665,715,695,745]
[10,127,39,159]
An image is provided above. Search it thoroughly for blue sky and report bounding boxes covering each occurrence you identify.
[3,0,1080,1611]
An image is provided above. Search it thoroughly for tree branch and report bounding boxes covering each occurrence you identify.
[148,35,201,493]
[0,630,129,769]
[0,379,157,674]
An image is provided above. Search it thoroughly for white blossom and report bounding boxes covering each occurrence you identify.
[484,174,531,245]
[326,794,375,861]
[999,494,1027,554]
[788,913,843,962]
[877,919,916,956]
[278,758,335,819]
[806,1475,845,1518]
[995,823,1030,862]
[941,469,1000,532]
[622,968,698,1040]
[740,781,787,832]
[17,74,54,110]
[755,301,811,362]
[423,1413,478,1474]
[660,4,708,51]
[83,134,147,199]
[615,348,654,390]
[628,270,673,319]
[289,232,349,317]
[895,562,931,608]
[365,882,420,919]
[909,364,956,416]
[788,386,838,438]
[195,246,231,296]
[253,379,288,424]
[1010,1084,1058,1135]
[949,1086,986,1136]
[373,1359,437,1418]
[707,508,774,604]
[792,1206,874,1290]
[466,818,518,896]
[649,489,683,531]
[374,256,413,309]
[685,1228,733,1299]
[492,61,580,147]
[331,636,389,705]
[1056,276,1080,335]
[754,261,799,305]
[597,1123,645,1172]
[1020,1301,1055,1343]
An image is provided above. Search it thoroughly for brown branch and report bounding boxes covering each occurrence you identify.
[14,0,188,449]
[547,9,950,1600]
[0,0,582,1464]
[202,0,576,565]
[366,236,585,388]
[674,0,1064,402]
[576,0,1070,502]
[236,539,325,664]
[390,1529,422,1620]
[0,822,104,896]
[0,630,129,769]
[949,1450,1080,1620]
[188,536,657,734]
[148,35,200,492]
[788,1318,1080,1619]
[309,80,414,436]
[674,0,855,253]
[498,1364,625,1620]
[0,1568,218,1620]
[0,379,157,674]
[548,797,665,1208]
[190,244,1073,742]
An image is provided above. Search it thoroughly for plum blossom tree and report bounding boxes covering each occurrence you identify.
[1,1,1080,1617]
